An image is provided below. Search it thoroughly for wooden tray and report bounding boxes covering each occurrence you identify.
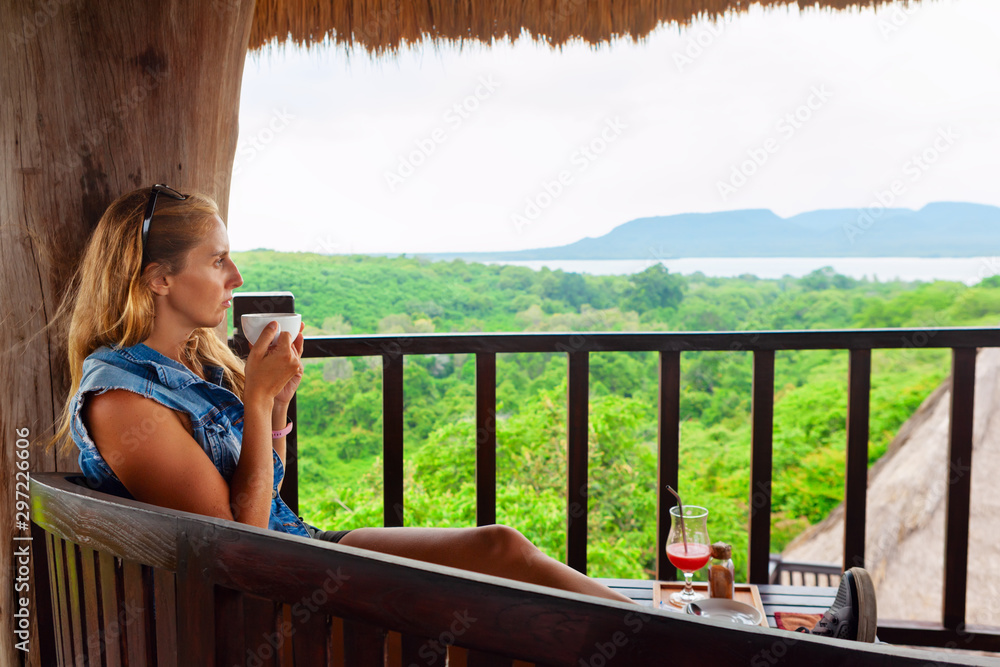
[653,582,768,627]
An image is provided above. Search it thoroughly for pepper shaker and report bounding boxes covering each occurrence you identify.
[708,542,735,600]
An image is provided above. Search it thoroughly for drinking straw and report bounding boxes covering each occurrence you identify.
[666,485,688,554]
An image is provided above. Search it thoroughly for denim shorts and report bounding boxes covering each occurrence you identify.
[302,521,352,543]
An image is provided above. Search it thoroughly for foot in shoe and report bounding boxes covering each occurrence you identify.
[802,567,877,642]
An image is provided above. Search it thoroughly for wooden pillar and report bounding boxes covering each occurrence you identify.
[0,1,257,664]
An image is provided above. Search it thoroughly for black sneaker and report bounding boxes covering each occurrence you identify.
[798,567,877,642]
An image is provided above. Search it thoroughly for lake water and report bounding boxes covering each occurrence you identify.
[483,257,1000,285]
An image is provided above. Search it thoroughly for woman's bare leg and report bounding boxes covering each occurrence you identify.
[339,524,635,604]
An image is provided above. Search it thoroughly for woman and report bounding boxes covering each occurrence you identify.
[50,184,634,604]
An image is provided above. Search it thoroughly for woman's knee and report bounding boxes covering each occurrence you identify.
[474,524,536,564]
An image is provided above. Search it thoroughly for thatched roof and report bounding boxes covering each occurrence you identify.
[249,0,914,54]
[782,346,1000,626]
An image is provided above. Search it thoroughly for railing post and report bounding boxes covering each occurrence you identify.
[383,353,405,527]
[288,326,1000,632]
[231,291,299,515]
[176,530,216,665]
[476,353,497,526]
[656,351,681,581]
[567,351,589,574]
[749,350,774,584]
[844,349,871,571]
[943,347,976,629]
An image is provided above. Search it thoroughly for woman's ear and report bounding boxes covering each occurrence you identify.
[143,263,171,296]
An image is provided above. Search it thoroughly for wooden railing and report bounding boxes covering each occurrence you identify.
[231,292,1000,652]
[36,473,977,667]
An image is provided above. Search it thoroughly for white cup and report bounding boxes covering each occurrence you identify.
[241,313,302,345]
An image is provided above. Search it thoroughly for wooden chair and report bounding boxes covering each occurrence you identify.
[769,555,844,587]
[31,473,978,666]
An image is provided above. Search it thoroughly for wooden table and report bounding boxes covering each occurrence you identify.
[600,578,836,629]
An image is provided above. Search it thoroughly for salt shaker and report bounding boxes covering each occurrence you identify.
[708,542,735,600]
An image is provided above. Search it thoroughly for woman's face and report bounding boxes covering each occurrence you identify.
[157,215,243,330]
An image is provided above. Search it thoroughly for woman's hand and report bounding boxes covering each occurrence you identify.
[244,321,304,408]
[273,322,305,405]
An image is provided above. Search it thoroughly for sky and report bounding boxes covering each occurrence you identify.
[229,0,1000,255]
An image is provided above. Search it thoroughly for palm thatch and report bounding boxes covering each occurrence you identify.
[249,0,917,54]
[782,346,1000,627]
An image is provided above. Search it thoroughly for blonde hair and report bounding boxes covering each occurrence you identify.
[50,186,246,456]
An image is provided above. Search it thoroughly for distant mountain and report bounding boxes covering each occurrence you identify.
[422,202,1000,260]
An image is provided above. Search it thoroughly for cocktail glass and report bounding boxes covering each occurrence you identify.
[666,505,711,607]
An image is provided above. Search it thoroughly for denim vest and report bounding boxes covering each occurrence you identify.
[70,342,310,538]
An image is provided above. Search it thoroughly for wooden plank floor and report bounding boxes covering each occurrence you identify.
[600,579,836,629]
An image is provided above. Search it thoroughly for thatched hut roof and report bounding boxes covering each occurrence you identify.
[249,0,913,54]
[782,346,1000,626]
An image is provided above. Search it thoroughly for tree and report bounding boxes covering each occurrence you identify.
[625,264,685,312]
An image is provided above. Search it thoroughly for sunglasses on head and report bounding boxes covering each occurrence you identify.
[141,184,188,259]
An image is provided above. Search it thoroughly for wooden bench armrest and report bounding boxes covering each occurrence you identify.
[31,473,984,666]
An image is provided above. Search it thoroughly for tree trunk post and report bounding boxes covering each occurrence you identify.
[0,1,257,664]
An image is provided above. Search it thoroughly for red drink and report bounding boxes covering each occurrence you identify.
[666,542,711,572]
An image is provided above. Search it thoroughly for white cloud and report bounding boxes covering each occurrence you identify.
[228,0,1000,254]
